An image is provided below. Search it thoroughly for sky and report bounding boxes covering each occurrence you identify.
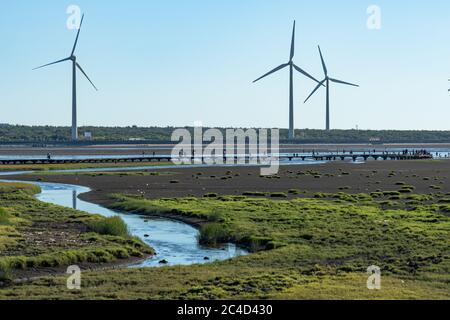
[0,0,450,130]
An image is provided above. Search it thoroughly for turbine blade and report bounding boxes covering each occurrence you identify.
[76,63,98,91]
[33,57,71,70]
[318,46,328,76]
[71,13,85,56]
[253,63,289,83]
[293,64,322,84]
[290,21,296,61]
[329,78,359,87]
[304,79,326,103]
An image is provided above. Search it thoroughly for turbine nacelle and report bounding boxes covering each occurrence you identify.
[33,13,96,91]
[253,20,323,140]
[304,46,359,104]
[304,46,359,131]
[253,22,321,85]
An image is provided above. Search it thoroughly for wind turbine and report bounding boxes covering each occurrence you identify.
[253,21,322,140]
[304,46,358,131]
[34,14,97,141]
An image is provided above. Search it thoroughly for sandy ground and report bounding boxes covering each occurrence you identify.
[8,160,450,207]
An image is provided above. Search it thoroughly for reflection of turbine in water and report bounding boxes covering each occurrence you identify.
[72,190,77,210]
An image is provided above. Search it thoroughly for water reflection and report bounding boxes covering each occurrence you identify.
[33,182,248,267]
[72,189,77,210]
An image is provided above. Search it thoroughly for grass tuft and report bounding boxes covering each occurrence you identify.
[269,192,288,198]
[0,261,12,283]
[198,223,230,246]
[87,216,130,237]
[0,208,11,226]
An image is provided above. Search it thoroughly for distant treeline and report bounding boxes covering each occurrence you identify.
[0,125,449,144]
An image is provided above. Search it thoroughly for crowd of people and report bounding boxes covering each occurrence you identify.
[401,149,432,156]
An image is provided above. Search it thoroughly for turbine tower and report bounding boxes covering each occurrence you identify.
[253,21,321,140]
[34,14,97,141]
[304,46,358,131]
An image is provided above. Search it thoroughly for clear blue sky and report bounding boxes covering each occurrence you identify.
[1,1,449,130]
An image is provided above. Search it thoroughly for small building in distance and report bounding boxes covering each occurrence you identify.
[84,132,93,140]
[369,137,383,145]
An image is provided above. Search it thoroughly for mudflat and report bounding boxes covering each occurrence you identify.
[9,160,449,207]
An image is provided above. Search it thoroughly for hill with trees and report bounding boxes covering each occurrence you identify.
[0,124,449,144]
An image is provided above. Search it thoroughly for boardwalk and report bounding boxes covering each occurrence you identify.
[0,152,432,165]
[302,153,433,162]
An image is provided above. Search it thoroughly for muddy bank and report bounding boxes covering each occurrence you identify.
[7,160,450,208]
[7,255,151,285]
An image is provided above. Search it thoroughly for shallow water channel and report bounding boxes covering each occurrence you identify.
[1,177,248,267]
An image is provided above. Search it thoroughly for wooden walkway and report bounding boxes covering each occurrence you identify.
[0,156,173,165]
[0,153,433,165]
[296,153,433,162]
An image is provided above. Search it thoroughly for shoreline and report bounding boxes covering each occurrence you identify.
[0,143,449,157]
[0,176,244,283]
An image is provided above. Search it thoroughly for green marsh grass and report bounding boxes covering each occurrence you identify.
[0,182,152,280]
[1,181,449,299]
[87,216,130,237]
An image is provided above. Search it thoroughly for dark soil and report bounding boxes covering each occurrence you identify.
[8,160,450,207]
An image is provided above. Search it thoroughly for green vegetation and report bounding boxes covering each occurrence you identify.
[203,193,218,198]
[1,180,449,299]
[242,191,267,197]
[110,193,450,272]
[2,191,447,299]
[1,124,450,143]
[87,216,130,237]
[269,192,288,198]
[383,191,401,196]
[399,185,416,193]
[199,223,230,246]
[0,261,12,282]
[0,182,41,194]
[0,182,152,283]
[0,208,11,226]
